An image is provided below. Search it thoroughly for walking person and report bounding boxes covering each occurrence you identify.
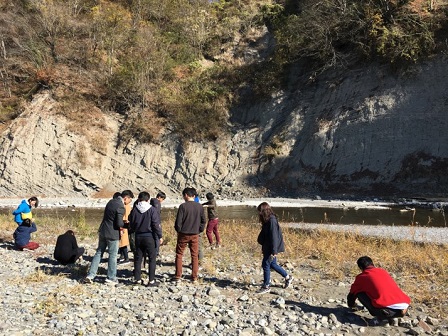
[12,196,39,225]
[173,187,206,282]
[256,202,293,294]
[347,256,411,323]
[13,218,39,251]
[54,230,85,265]
[129,191,162,286]
[203,192,221,248]
[82,190,134,285]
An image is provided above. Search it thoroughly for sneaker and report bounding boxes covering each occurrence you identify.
[215,244,222,249]
[105,278,121,286]
[284,275,294,288]
[133,279,144,285]
[118,259,131,265]
[256,286,270,294]
[171,277,181,282]
[146,280,159,287]
[81,277,93,284]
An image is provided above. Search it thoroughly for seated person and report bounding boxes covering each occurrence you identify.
[54,230,85,265]
[13,218,39,250]
[347,256,410,321]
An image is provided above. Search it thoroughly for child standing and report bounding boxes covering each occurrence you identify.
[256,202,293,294]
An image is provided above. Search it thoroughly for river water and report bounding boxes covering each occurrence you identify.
[1,205,446,227]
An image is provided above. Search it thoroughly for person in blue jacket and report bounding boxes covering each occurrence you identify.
[12,197,39,225]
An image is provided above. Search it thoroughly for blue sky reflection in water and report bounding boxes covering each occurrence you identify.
[2,205,446,228]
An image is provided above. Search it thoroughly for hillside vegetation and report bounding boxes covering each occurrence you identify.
[1,0,447,144]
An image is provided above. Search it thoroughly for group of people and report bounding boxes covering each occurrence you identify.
[12,192,411,324]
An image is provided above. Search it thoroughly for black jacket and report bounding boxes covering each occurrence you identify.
[174,201,206,234]
[54,233,79,264]
[257,214,285,255]
[98,197,125,240]
[129,202,162,239]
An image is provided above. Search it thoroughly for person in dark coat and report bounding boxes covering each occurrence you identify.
[83,190,134,285]
[130,191,162,286]
[13,218,39,250]
[256,202,293,294]
[173,187,206,282]
[54,230,85,265]
[150,191,166,256]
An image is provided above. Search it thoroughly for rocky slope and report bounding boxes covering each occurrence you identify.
[1,240,446,336]
[1,27,448,199]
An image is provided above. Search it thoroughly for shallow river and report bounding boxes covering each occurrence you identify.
[1,205,446,227]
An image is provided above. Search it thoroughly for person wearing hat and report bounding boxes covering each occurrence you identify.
[202,192,221,249]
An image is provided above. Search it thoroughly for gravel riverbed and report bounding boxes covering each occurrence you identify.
[1,197,447,335]
[0,239,447,336]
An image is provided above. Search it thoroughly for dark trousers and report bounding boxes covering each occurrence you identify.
[134,235,156,282]
[119,246,129,260]
[57,247,85,265]
[357,292,408,320]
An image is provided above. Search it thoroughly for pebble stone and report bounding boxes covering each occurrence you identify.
[0,242,446,336]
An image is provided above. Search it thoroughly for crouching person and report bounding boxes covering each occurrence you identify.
[13,218,39,250]
[54,230,85,265]
[347,256,410,322]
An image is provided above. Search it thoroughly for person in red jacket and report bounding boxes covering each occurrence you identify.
[347,256,410,321]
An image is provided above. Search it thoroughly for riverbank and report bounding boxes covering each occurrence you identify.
[0,196,395,209]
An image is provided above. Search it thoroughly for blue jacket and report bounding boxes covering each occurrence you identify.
[13,222,37,247]
[12,200,32,225]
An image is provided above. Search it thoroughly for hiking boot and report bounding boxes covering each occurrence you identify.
[284,275,294,288]
[256,286,270,294]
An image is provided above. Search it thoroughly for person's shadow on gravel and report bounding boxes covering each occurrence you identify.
[285,301,368,326]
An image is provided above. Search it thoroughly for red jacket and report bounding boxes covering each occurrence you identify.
[349,266,410,308]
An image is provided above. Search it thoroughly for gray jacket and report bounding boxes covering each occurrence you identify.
[98,197,125,240]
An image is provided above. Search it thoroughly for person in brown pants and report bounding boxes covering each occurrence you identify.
[173,187,206,282]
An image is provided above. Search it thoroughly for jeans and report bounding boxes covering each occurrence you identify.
[175,233,199,280]
[134,235,157,281]
[87,235,119,281]
[206,218,220,245]
[262,254,287,287]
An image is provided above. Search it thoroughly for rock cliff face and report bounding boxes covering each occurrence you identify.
[1,57,447,199]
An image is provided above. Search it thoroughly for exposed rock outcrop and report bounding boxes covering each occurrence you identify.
[1,55,447,198]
